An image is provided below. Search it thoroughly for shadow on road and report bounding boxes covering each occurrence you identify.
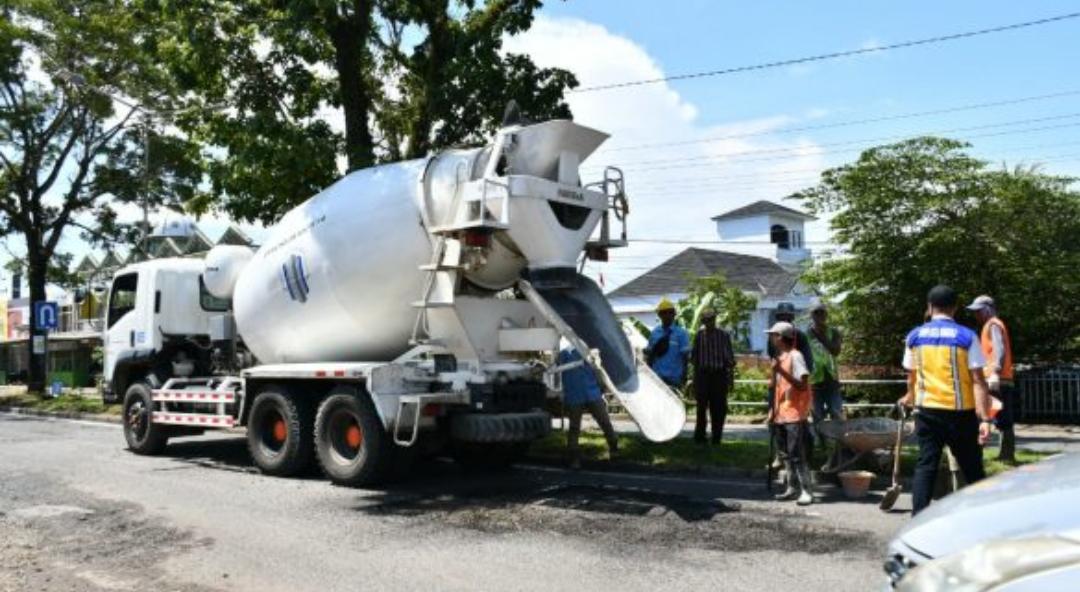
[159,435,321,480]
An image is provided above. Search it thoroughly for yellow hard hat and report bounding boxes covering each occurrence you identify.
[656,297,676,312]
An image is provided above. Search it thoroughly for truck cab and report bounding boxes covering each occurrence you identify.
[103,258,227,402]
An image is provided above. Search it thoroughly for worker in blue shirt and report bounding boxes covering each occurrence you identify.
[646,298,691,387]
[558,347,618,470]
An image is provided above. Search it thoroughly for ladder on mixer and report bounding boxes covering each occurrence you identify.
[409,236,456,346]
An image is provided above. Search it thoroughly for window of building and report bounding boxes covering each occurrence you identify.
[770,224,790,249]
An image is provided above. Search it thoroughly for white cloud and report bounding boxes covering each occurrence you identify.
[504,17,829,290]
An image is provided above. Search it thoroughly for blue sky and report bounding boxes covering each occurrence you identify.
[514,1,1080,287]
[544,1,1080,133]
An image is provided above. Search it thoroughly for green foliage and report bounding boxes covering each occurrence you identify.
[795,137,1080,364]
[1,0,203,388]
[680,271,758,343]
[148,0,577,225]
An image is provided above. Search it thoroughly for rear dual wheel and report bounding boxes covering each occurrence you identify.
[314,389,391,487]
[247,386,314,476]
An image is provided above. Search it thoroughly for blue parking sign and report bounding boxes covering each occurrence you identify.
[34,301,59,330]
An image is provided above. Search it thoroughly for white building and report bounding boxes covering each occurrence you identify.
[607,200,820,353]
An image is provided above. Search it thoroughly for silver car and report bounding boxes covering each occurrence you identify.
[885,452,1080,590]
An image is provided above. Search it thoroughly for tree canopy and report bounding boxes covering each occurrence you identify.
[150,0,577,224]
[794,137,1080,365]
[1,0,200,389]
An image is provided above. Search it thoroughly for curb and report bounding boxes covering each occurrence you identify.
[0,405,121,425]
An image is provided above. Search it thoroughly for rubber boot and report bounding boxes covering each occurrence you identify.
[795,462,814,506]
[607,437,619,461]
[774,461,798,501]
[998,428,1016,464]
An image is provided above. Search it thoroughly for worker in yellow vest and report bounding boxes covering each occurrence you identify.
[899,285,993,515]
[967,295,1016,463]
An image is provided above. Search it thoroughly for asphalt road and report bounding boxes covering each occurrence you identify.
[0,413,909,592]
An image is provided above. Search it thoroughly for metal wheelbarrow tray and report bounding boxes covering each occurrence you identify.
[816,417,914,473]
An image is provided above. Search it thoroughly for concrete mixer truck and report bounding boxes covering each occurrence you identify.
[102,119,685,486]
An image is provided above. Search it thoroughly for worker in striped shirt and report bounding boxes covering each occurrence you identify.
[691,307,736,445]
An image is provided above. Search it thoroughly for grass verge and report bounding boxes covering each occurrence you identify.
[530,429,1050,479]
[530,431,770,473]
[0,392,121,416]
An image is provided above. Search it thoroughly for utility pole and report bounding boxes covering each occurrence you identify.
[141,113,152,250]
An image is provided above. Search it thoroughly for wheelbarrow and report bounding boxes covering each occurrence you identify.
[816,417,914,474]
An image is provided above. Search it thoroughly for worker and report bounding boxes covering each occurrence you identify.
[691,306,735,445]
[899,285,993,515]
[765,321,814,506]
[557,347,618,470]
[967,295,1016,463]
[808,303,845,430]
[646,298,691,388]
[766,303,814,459]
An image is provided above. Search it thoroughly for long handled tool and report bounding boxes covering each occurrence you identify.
[765,421,777,493]
[879,405,907,511]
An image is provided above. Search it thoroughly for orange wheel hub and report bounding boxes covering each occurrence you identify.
[345,424,363,449]
[272,419,287,443]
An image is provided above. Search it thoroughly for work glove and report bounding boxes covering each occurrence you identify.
[987,373,1001,394]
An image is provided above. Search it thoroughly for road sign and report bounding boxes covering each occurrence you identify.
[34,301,59,330]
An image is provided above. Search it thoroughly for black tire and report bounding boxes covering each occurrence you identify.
[247,386,314,477]
[123,382,169,455]
[314,389,392,487]
[450,411,551,443]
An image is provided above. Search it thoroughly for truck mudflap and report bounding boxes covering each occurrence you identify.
[520,275,686,442]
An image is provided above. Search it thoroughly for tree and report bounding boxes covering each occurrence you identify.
[150,0,577,225]
[0,0,200,390]
[679,271,757,347]
[794,137,1080,365]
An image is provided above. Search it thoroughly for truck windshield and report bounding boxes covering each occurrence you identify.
[107,273,138,328]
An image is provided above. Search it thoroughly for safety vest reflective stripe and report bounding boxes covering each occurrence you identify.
[981,317,1014,381]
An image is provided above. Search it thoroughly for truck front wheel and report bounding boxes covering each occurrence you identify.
[247,386,314,477]
[314,389,390,487]
[123,382,169,455]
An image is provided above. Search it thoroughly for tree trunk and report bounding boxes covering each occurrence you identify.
[404,10,453,159]
[26,245,48,393]
[329,3,376,172]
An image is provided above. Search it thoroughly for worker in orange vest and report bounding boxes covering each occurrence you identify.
[967,295,1016,462]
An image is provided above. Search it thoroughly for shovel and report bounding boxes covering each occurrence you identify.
[879,405,907,511]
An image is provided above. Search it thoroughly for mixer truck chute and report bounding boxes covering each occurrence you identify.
[104,119,686,486]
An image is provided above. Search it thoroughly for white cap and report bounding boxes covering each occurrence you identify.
[765,321,795,339]
[966,295,996,311]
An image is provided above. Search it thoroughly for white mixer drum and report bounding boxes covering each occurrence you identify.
[202,245,254,299]
[233,160,435,364]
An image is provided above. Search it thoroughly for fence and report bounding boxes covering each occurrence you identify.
[605,378,907,417]
[1016,366,1080,425]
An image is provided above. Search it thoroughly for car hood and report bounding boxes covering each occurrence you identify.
[896,452,1080,559]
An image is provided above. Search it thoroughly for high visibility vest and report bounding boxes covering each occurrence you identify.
[906,319,977,411]
[981,317,1014,381]
[809,326,839,384]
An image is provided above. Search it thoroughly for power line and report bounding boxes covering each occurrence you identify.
[600,89,1080,152]
[601,119,1080,173]
[572,11,1080,92]
[588,112,1080,170]
[626,146,1080,194]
